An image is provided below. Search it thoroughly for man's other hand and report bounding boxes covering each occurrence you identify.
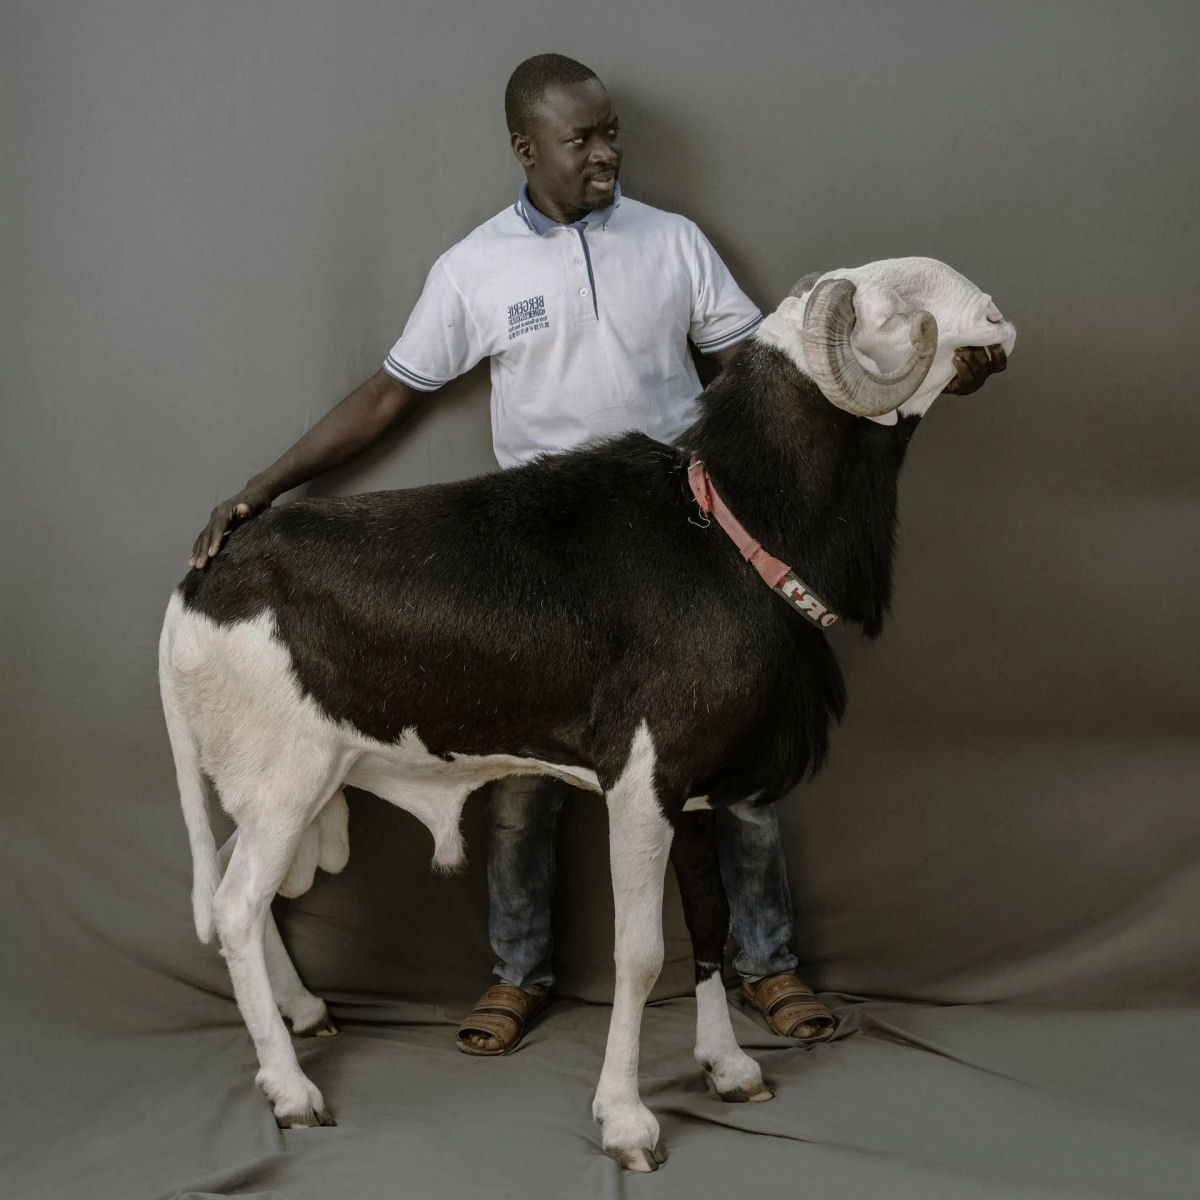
[190,485,271,569]
[942,344,1007,396]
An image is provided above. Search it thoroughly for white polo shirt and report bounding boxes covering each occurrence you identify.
[384,185,762,467]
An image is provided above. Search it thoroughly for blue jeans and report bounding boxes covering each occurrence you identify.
[487,774,798,991]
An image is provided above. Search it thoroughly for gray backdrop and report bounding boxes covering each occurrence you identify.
[3,2,1198,1198]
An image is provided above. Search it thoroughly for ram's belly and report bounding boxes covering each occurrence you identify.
[165,593,603,868]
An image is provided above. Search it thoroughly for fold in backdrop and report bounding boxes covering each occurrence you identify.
[2,2,1198,1198]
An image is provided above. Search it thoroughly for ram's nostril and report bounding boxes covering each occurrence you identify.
[986,303,1005,324]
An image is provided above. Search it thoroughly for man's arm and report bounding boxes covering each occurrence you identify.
[709,345,742,371]
[189,368,421,568]
[689,341,744,387]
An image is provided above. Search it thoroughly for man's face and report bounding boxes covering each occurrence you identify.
[512,78,622,224]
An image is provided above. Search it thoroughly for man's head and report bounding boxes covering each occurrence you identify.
[505,53,621,225]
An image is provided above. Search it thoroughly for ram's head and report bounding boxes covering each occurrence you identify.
[778,257,1016,420]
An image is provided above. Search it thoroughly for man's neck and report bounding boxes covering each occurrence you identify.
[524,182,590,226]
[518,181,618,232]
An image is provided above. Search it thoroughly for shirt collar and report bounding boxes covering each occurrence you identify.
[515,181,621,235]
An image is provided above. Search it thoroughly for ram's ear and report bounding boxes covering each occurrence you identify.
[851,282,907,337]
[772,295,805,322]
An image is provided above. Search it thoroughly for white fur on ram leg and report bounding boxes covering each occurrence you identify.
[212,770,343,1127]
[217,832,338,1038]
[694,975,770,1102]
[264,913,338,1037]
[592,722,673,1172]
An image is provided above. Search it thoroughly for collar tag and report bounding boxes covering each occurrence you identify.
[774,573,840,629]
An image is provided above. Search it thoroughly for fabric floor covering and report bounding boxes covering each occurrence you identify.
[6,991,1199,1200]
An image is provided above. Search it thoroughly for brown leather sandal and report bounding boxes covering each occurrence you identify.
[741,971,835,1042]
[456,984,553,1056]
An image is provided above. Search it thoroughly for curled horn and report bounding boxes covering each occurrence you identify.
[788,270,826,299]
[800,277,938,417]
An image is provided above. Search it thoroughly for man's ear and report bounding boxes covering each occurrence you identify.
[511,131,534,168]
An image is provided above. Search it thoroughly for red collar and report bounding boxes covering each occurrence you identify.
[687,458,840,630]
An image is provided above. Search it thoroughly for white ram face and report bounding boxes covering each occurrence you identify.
[840,256,1016,388]
[769,256,1017,423]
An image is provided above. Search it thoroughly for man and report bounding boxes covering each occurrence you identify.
[191,53,1001,1056]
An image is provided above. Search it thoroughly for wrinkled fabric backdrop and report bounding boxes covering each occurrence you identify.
[3,2,1198,1198]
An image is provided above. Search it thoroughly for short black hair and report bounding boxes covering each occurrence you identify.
[504,53,598,134]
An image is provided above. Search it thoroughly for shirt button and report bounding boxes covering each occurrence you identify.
[574,257,583,265]
[579,287,589,296]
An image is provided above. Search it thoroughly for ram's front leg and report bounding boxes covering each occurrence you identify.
[592,724,674,1172]
[671,809,771,1102]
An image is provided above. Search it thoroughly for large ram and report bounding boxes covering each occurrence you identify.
[159,256,1015,1171]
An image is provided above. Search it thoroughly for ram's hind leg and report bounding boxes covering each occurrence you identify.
[274,792,348,1036]
[264,913,338,1037]
[218,818,341,1039]
[212,775,342,1127]
[671,810,771,1103]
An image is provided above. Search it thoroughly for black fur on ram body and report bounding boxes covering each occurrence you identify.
[179,340,919,814]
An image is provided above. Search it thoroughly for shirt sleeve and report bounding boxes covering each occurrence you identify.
[687,224,763,355]
[382,256,486,391]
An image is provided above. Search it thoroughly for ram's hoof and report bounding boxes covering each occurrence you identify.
[259,1069,334,1129]
[702,1052,771,1103]
[597,1100,664,1171]
[282,996,337,1037]
[274,1107,337,1129]
[607,1142,667,1172]
[299,1015,339,1038]
[718,1082,773,1103]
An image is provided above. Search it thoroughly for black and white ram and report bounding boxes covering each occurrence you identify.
[159,256,1015,1172]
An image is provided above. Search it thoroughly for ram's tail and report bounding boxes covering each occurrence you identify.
[158,595,221,943]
